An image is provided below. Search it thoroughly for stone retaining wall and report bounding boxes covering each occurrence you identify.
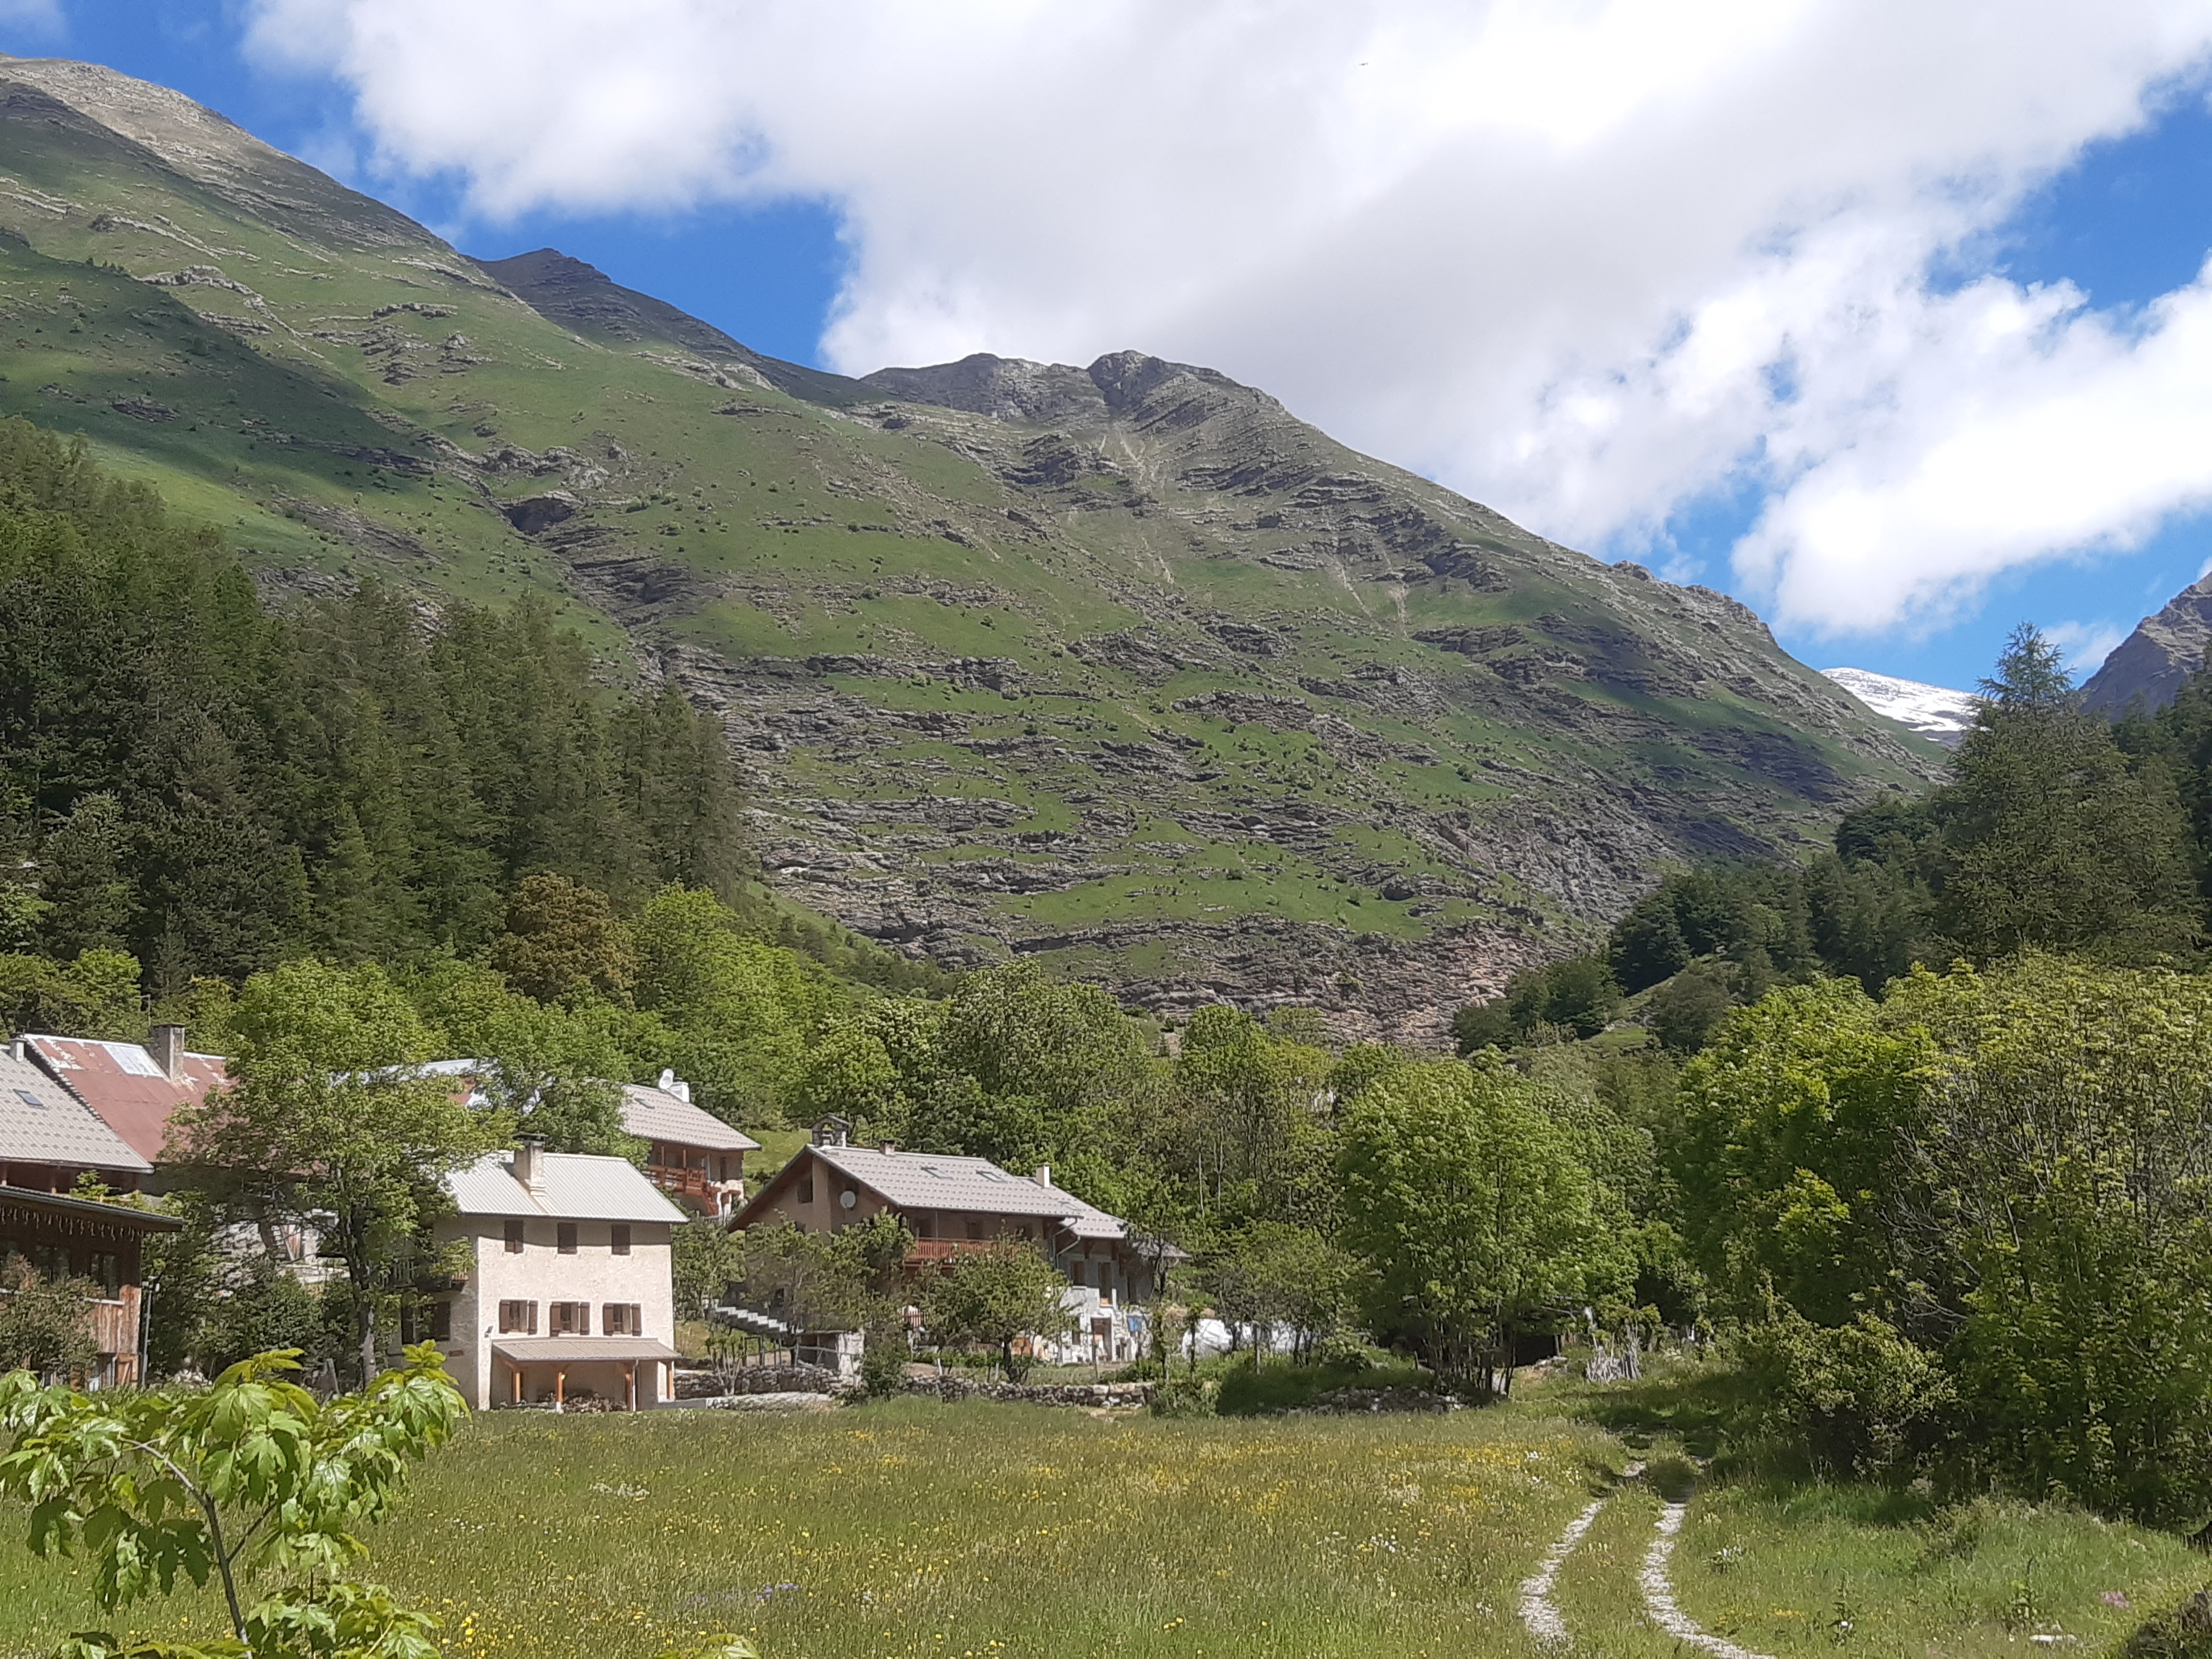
[902,1376,1156,1409]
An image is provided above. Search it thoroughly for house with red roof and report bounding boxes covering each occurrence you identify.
[17,1024,228,1179]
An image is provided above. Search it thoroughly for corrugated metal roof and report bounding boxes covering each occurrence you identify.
[445,1150,688,1223]
[492,1337,680,1363]
[0,1051,154,1173]
[21,1035,228,1165]
[745,1143,1130,1241]
[620,1084,759,1154]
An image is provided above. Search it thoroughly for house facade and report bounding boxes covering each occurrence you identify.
[728,1123,1157,1361]
[432,1139,686,1410]
[0,1185,181,1386]
[623,1072,758,1217]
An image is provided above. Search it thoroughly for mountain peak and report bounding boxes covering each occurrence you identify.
[1820,668,1976,747]
[2080,572,2212,717]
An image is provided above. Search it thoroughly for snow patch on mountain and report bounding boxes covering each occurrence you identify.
[1821,667,1977,747]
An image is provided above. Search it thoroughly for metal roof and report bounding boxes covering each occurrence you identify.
[620,1084,759,1154]
[738,1143,1130,1241]
[0,1051,155,1174]
[445,1150,688,1224]
[19,1035,227,1164]
[492,1337,681,1363]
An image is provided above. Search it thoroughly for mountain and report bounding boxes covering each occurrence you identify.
[1819,668,1976,748]
[0,54,1940,1042]
[2080,576,2212,717]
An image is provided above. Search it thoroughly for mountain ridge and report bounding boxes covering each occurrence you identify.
[0,53,1939,1040]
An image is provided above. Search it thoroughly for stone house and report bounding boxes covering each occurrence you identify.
[727,1122,1157,1361]
[432,1138,686,1410]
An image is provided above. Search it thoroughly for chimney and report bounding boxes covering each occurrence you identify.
[657,1068,693,1104]
[513,1135,547,1192]
[1033,1164,1050,1188]
[148,1024,185,1080]
[881,1141,897,1154]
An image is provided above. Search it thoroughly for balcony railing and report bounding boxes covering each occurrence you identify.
[648,1166,743,1208]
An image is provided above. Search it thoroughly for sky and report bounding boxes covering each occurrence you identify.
[10,2,2212,694]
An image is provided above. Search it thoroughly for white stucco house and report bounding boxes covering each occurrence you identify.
[433,1137,686,1410]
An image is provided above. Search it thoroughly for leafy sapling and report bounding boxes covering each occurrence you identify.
[0,1345,463,1659]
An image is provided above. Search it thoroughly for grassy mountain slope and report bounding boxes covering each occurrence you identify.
[0,55,1938,1041]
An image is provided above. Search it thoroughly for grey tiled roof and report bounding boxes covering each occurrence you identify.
[0,1051,153,1173]
[619,1084,760,1153]
[810,1144,1129,1239]
[445,1150,687,1224]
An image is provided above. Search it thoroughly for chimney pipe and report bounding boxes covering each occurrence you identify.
[148,1024,185,1080]
[1033,1164,1050,1188]
[881,1141,897,1154]
[513,1135,547,1192]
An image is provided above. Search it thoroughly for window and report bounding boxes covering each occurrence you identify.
[965,1220,983,1240]
[915,1215,934,1240]
[89,1252,120,1296]
[557,1222,577,1254]
[611,1224,631,1256]
[504,1219,525,1254]
[12,1090,44,1111]
[430,1300,453,1342]
[602,1302,644,1335]
[550,1301,589,1335]
[497,1299,538,1335]
[797,1177,815,1204]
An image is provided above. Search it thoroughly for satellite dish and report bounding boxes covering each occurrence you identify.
[840,1190,857,1210]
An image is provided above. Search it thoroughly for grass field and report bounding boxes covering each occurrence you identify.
[0,1370,2196,1659]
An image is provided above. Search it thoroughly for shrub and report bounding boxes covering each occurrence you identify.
[1150,1374,1216,1418]
[1734,1307,1954,1475]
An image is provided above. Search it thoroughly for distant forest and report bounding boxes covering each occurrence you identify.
[1460,622,2212,1054]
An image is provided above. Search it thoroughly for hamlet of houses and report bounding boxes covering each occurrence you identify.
[0,1029,1152,1399]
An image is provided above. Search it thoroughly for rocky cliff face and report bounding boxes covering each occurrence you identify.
[2081,575,2212,717]
[0,55,1942,1043]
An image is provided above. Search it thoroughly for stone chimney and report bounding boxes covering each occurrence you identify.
[512,1135,547,1192]
[1033,1164,1051,1188]
[148,1024,186,1080]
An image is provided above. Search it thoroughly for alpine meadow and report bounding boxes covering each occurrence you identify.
[0,36,2209,1659]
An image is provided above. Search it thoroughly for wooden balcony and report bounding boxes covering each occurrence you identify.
[648,1165,742,1212]
[901,1239,1002,1266]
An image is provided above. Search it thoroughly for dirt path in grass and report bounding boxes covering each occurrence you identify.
[1520,1461,1774,1659]
[1638,1500,1776,1659]
[1518,1496,1609,1645]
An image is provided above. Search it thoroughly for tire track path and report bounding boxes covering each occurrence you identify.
[1638,1500,1775,1659]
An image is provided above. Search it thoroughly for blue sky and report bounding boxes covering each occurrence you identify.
[10,1,2212,695]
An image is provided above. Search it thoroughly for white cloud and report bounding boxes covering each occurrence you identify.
[0,0,65,34]
[2046,619,2132,675]
[242,0,2212,637]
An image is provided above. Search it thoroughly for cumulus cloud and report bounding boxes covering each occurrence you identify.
[243,0,2212,636]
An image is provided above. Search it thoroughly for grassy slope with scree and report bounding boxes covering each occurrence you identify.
[0,55,1943,1039]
